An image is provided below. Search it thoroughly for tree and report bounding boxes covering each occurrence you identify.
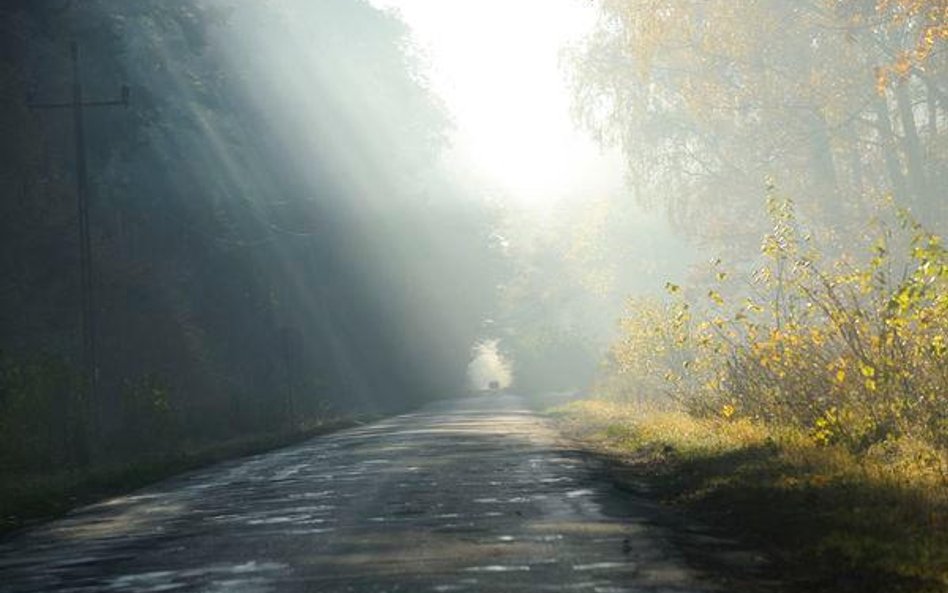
[568,0,948,254]
[0,0,500,471]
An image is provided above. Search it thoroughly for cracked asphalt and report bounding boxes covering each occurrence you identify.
[0,395,717,592]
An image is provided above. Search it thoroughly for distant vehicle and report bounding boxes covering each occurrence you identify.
[488,380,500,390]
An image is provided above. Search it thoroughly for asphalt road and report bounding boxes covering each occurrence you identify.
[0,395,716,592]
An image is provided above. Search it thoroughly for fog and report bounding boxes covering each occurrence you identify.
[2,0,946,469]
[466,340,512,391]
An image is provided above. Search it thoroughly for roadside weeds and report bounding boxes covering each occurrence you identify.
[550,399,948,593]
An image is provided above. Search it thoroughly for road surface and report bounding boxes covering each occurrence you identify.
[0,395,719,592]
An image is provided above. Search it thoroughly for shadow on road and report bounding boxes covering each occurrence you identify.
[0,395,763,592]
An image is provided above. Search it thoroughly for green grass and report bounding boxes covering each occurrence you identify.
[0,418,362,535]
[551,399,948,593]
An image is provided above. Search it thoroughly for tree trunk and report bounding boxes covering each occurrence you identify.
[873,95,909,203]
[895,81,930,211]
[926,80,939,139]
[808,110,840,217]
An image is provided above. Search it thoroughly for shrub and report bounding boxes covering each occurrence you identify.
[0,352,81,470]
[606,197,948,455]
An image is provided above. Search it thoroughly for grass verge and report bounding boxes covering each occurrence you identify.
[551,399,948,593]
[0,417,363,536]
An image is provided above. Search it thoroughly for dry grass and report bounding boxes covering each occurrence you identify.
[552,398,948,593]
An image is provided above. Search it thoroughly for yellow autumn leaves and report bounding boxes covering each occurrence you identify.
[877,0,948,88]
[607,198,948,452]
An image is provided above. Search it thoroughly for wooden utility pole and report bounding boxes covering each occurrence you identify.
[29,41,129,461]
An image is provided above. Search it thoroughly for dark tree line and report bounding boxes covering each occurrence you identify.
[0,1,499,472]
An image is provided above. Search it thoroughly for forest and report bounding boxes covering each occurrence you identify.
[0,1,947,590]
[566,0,948,452]
[0,1,502,474]
[559,1,948,588]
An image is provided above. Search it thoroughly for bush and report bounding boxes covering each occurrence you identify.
[606,197,948,455]
[0,352,81,470]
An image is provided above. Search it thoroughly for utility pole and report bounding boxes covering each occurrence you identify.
[29,41,129,462]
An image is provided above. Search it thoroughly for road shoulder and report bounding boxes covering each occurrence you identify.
[544,398,948,593]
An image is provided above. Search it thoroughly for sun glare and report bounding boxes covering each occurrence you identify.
[370,0,609,209]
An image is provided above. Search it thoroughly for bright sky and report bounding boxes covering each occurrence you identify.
[369,0,624,209]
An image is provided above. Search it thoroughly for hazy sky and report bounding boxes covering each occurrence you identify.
[368,0,626,210]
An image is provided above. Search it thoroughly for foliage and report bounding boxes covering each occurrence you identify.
[554,398,948,593]
[0,353,80,471]
[117,373,176,450]
[569,0,948,251]
[491,197,690,393]
[877,0,948,87]
[605,197,948,454]
[0,0,500,477]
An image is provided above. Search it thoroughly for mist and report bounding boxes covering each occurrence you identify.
[2,0,947,588]
[466,340,512,391]
[3,0,946,458]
